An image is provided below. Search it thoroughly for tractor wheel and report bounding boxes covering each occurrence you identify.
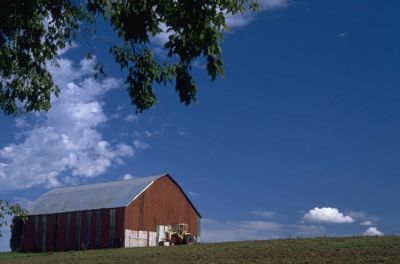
[184,234,195,245]
[171,234,180,245]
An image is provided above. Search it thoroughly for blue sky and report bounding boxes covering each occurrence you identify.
[1,0,400,250]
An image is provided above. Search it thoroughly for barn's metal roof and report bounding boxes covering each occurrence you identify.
[29,174,165,215]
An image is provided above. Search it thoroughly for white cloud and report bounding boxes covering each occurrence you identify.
[57,42,77,56]
[124,114,139,123]
[240,221,281,231]
[188,191,199,197]
[260,0,291,10]
[346,211,366,220]
[151,23,170,46]
[201,218,324,243]
[192,60,206,69]
[226,0,291,29]
[14,118,28,128]
[177,131,187,136]
[143,130,153,137]
[133,139,149,151]
[110,113,119,119]
[0,55,136,190]
[12,197,34,211]
[201,219,279,242]
[363,227,384,236]
[338,32,349,38]
[251,210,275,219]
[132,128,164,140]
[79,56,96,75]
[360,221,374,226]
[303,207,354,224]
[122,173,135,180]
[151,0,291,48]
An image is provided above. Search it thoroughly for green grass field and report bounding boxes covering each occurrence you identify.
[1,236,399,264]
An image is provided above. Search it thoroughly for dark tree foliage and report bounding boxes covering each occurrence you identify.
[0,0,259,115]
[10,216,25,252]
[0,201,28,238]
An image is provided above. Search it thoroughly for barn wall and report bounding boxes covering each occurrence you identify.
[124,176,200,237]
[20,208,125,252]
[20,216,34,251]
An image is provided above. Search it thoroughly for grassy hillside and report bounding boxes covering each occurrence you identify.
[1,236,399,264]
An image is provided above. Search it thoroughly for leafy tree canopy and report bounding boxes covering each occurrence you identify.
[0,201,27,237]
[0,0,259,115]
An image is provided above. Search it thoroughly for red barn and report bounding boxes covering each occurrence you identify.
[19,174,201,252]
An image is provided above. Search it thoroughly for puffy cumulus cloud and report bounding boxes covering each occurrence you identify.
[363,227,384,236]
[303,207,354,224]
[201,218,324,243]
[0,55,136,190]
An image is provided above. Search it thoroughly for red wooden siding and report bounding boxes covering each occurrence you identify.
[115,208,125,247]
[20,208,125,252]
[89,210,97,250]
[37,216,42,252]
[100,209,109,249]
[20,216,33,251]
[58,213,66,250]
[124,176,200,236]
[45,214,54,251]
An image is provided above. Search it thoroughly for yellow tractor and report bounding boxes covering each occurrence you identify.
[165,223,195,245]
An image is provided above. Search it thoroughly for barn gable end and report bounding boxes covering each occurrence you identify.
[124,175,201,237]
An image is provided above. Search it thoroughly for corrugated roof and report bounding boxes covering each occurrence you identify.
[29,174,165,215]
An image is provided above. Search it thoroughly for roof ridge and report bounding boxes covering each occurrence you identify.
[47,173,168,193]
